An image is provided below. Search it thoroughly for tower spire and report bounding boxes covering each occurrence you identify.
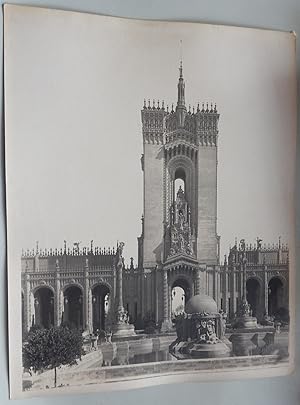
[176,41,186,127]
[177,59,185,108]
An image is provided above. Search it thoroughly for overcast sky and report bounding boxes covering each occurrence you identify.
[5,6,296,265]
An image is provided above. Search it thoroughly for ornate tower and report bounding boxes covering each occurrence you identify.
[139,62,220,327]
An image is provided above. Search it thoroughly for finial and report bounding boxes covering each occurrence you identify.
[153,99,155,108]
[148,99,150,109]
[166,104,169,113]
[130,257,134,269]
[197,103,200,112]
[206,103,209,112]
[192,106,195,114]
[64,240,67,254]
[202,103,205,112]
[179,39,183,78]
[143,99,146,109]
[171,103,174,112]
[188,105,191,113]
[210,103,213,112]
[179,60,183,78]
[162,100,164,110]
[36,241,39,255]
[214,103,217,113]
[278,236,281,248]
[157,100,160,109]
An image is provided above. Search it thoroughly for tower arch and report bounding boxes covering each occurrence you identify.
[166,155,196,227]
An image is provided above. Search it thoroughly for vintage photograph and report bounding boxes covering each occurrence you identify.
[4,5,296,398]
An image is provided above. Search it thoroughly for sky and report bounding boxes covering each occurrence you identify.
[5,6,297,266]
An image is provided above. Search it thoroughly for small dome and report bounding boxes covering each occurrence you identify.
[185,294,218,314]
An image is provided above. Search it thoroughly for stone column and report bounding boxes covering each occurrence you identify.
[87,288,93,331]
[213,270,218,303]
[223,267,228,313]
[217,269,221,308]
[25,274,31,331]
[55,260,61,326]
[232,267,237,315]
[264,267,269,316]
[161,268,172,332]
[139,269,144,318]
[200,266,207,295]
[112,242,135,337]
[195,268,201,295]
[163,269,168,322]
[59,290,64,325]
[155,268,159,325]
[84,258,89,331]
[116,256,123,311]
[168,284,172,320]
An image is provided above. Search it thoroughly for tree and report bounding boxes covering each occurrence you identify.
[23,325,84,387]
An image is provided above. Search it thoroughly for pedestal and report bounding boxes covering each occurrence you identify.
[161,319,173,333]
[112,322,136,339]
[170,340,230,359]
[235,315,258,329]
[235,298,258,329]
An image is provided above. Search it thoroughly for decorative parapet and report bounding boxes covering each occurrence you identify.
[21,243,116,258]
[141,99,219,147]
[141,99,167,145]
[227,238,289,266]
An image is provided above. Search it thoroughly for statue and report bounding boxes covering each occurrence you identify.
[117,242,125,257]
[179,234,185,251]
[73,241,81,254]
[256,237,262,250]
[219,310,227,337]
[178,211,185,229]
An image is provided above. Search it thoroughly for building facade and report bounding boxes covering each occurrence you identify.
[21,65,289,335]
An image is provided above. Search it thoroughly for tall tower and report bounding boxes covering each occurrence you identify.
[139,63,220,327]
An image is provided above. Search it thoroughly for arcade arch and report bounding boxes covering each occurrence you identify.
[91,283,110,332]
[246,278,261,317]
[33,286,54,328]
[63,285,83,330]
[268,277,284,316]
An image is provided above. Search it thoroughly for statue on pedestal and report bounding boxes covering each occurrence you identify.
[112,242,136,339]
